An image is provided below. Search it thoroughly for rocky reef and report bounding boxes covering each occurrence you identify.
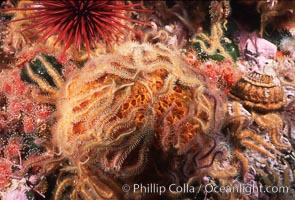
[0,1,294,200]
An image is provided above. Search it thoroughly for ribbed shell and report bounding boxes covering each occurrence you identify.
[229,71,286,111]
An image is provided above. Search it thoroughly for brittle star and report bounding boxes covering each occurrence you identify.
[192,22,231,60]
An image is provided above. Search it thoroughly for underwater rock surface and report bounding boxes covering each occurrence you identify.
[0,0,294,200]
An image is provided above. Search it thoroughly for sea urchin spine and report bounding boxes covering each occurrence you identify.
[1,0,152,56]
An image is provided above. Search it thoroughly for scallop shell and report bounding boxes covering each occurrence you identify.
[229,71,286,111]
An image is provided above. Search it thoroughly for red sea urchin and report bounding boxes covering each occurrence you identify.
[2,0,152,56]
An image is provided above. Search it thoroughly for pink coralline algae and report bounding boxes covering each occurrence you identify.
[2,189,28,200]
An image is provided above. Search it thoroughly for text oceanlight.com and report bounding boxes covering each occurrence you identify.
[121,183,289,195]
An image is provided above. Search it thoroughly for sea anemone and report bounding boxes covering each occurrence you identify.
[2,0,151,56]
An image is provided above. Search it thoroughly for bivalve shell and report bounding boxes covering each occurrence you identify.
[229,71,286,111]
